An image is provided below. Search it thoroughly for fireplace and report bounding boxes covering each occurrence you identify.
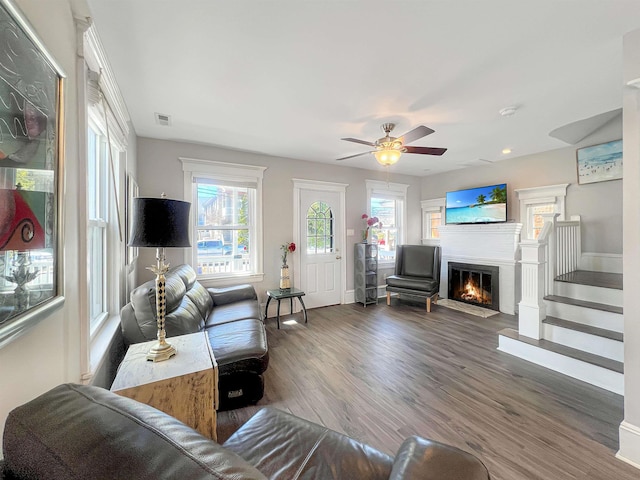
[448,262,500,311]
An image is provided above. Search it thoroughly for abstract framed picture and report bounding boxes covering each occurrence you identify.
[0,0,65,349]
[576,139,623,185]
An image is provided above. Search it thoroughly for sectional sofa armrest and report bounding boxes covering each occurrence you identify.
[389,436,490,480]
[208,284,257,306]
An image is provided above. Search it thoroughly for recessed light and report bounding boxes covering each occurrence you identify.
[499,106,518,117]
[502,148,512,154]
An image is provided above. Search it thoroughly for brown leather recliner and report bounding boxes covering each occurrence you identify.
[1,384,491,480]
[386,245,441,312]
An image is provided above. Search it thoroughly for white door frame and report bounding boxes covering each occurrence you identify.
[292,179,348,306]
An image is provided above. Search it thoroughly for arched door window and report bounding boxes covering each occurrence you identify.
[306,201,334,254]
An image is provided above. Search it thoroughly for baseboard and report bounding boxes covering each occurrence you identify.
[345,287,386,305]
[345,290,355,304]
[617,421,640,469]
[579,252,623,273]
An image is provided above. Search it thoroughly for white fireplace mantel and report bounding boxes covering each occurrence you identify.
[438,223,523,314]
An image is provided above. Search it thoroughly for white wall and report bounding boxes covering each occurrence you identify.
[0,0,82,452]
[619,27,640,469]
[136,137,423,297]
[420,122,623,254]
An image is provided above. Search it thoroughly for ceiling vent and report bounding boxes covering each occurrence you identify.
[155,112,171,126]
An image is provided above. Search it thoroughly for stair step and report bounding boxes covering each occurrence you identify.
[543,316,624,342]
[544,295,623,314]
[555,270,622,290]
[553,277,623,307]
[499,328,624,374]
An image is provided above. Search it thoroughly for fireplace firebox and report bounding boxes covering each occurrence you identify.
[448,262,500,311]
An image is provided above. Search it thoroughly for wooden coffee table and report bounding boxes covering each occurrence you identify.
[111,331,218,440]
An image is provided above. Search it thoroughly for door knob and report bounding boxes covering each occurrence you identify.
[336,255,342,260]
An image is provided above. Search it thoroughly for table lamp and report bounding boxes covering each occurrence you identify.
[128,194,191,362]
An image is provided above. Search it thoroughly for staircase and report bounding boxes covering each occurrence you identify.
[499,271,623,394]
[497,215,624,395]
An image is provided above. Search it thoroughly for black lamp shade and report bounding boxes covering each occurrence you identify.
[128,197,191,248]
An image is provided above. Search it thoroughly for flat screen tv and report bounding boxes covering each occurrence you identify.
[445,183,507,225]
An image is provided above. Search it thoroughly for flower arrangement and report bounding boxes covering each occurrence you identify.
[361,213,382,242]
[281,242,296,265]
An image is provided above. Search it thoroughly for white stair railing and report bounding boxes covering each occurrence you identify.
[555,218,581,277]
[518,213,581,339]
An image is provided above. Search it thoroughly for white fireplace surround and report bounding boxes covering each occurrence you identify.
[438,223,523,314]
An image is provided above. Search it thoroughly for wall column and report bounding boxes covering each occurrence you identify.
[518,240,546,339]
[618,27,640,470]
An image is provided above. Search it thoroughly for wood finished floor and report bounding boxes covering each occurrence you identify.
[217,301,638,480]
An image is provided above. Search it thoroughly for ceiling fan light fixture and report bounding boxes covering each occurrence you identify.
[373,144,403,166]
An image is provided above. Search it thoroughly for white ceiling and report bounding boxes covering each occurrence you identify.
[85,0,640,176]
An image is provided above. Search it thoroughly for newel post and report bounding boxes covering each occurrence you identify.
[518,239,547,339]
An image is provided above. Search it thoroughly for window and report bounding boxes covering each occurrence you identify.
[515,184,569,240]
[421,198,445,243]
[529,203,555,239]
[87,121,108,332]
[80,24,131,382]
[366,180,408,264]
[306,201,334,254]
[182,158,266,283]
[86,110,124,336]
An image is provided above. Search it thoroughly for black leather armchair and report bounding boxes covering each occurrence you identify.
[386,245,441,312]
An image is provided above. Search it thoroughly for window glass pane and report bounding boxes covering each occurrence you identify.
[88,127,97,218]
[306,201,334,254]
[531,204,555,239]
[371,196,400,261]
[88,226,105,328]
[431,212,441,239]
[195,182,254,275]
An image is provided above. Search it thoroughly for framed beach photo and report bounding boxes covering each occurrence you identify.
[576,139,623,185]
[0,0,65,349]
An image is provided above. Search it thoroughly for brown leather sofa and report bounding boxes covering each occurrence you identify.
[120,264,268,409]
[386,245,441,312]
[0,384,491,479]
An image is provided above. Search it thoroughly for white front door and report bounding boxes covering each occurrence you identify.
[295,182,345,309]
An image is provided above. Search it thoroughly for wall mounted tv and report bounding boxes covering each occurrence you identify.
[445,183,507,225]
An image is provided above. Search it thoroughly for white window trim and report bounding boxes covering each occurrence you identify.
[515,183,569,240]
[366,180,408,265]
[181,157,266,285]
[421,197,445,245]
[78,20,131,383]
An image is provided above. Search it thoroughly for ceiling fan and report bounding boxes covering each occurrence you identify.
[337,123,447,166]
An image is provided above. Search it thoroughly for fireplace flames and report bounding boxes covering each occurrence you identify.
[461,279,481,302]
[459,277,491,305]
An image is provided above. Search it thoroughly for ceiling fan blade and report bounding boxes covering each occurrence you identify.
[336,151,373,161]
[397,125,435,145]
[341,137,376,147]
[404,146,447,156]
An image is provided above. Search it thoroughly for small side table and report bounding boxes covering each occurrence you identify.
[111,331,218,440]
[265,288,308,329]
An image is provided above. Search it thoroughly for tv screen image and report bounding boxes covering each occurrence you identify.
[445,184,507,224]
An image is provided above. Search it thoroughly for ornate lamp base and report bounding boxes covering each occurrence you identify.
[146,247,177,362]
[146,340,177,362]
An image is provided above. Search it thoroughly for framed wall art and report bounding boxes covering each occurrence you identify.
[576,139,623,185]
[0,0,65,349]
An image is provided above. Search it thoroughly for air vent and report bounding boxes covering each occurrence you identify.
[155,112,171,126]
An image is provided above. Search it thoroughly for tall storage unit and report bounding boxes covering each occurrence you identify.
[354,243,378,306]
